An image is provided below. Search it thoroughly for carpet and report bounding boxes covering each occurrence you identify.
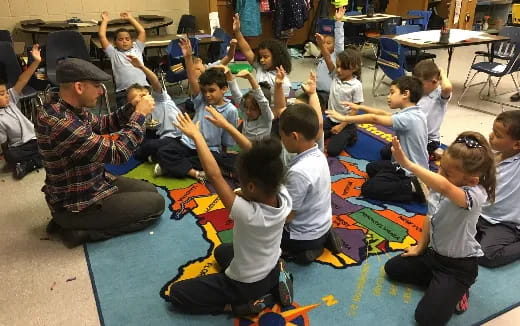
[86,124,520,326]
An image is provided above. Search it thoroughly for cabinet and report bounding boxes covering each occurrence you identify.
[474,0,511,31]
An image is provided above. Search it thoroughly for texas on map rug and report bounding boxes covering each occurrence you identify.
[86,124,520,326]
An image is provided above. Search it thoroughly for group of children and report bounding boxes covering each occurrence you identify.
[1,8,520,325]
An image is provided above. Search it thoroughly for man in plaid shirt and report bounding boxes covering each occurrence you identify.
[36,58,164,247]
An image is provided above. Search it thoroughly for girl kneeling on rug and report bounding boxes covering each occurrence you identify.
[384,132,495,325]
[164,110,293,315]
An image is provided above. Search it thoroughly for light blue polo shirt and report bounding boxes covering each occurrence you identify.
[104,41,149,92]
[0,88,36,147]
[181,93,238,153]
[428,185,487,258]
[317,21,345,93]
[284,145,332,241]
[481,152,520,227]
[150,90,182,139]
[417,86,450,143]
[391,106,429,172]
[327,77,364,123]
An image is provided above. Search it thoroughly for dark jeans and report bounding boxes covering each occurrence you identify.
[476,217,520,268]
[385,248,478,326]
[361,160,415,202]
[281,228,327,256]
[316,90,329,112]
[168,243,280,315]
[4,139,41,166]
[157,139,236,178]
[52,176,164,241]
[324,117,358,156]
[134,137,178,162]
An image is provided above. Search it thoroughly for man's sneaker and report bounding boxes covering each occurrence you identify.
[195,170,207,183]
[294,248,323,265]
[278,259,294,307]
[46,219,62,234]
[14,162,28,179]
[455,290,470,314]
[60,229,90,248]
[411,176,429,203]
[325,227,343,254]
[232,293,275,316]
[153,163,163,177]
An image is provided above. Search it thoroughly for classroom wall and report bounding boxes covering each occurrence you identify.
[0,0,189,39]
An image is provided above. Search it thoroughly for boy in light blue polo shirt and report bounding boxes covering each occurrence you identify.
[413,60,453,159]
[477,111,520,267]
[326,76,429,202]
[155,38,238,182]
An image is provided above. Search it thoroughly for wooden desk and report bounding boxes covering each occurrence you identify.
[15,17,173,43]
[342,14,400,24]
[380,31,509,75]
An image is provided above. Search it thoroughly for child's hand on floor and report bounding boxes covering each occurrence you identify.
[390,136,412,169]
[179,38,193,57]
[205,105,229,128]
[100,11,109,21]
[301,71,317,95]
[232,14,241,33]
[127,55,144,69]
[174,112,202,139]
[30,44,41,63]
[325,110,349,123]
[275,66,286,85]
[335,6,346,21]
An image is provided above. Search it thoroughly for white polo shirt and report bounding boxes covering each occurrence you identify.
[0,88,36,147]
[226,185,292,283]
[254,62,291,100]
[417,86,451,143]
[481,152,520,227]
[327,77,363,123]
[285,145,332,240]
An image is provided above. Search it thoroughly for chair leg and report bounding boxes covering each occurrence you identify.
[458,71,480,107]
[463,57,479,88]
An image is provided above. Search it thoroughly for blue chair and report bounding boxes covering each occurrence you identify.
[458,46,520,113]
[395,24,436,69]
[317,18,335,35]
[372,37,406,96]
[207,27,232,63]
[406,10,432,31]
[161,38,199,94]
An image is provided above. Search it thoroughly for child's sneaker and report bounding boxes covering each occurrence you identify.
[147,155,154,163]
[232,293,274,316]
[195,170,207,183]
[278,259,294,307]
[153,163,163,177]
[455,290,469,314]
[325,227,343,254]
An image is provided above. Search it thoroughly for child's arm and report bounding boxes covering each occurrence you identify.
[219,39,238,66]
[344,102,392,116]
[391,136,469,208]
[98,11,111,49]
[175,113,236,209]
[326,103,393,126]
[301,71,323,135]
[121,12,146,43]
[232,14,255,65]
[13,44,41,95]
[334,7,346,55]
[439,68,453,99]
[127,55,161,93]
[205,105,252,151]
[402,217,430,257]
[315,33,335,73]
[273,66,287,118]
[179,38,200,96]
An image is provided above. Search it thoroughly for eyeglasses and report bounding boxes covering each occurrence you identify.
[454,136,482,148]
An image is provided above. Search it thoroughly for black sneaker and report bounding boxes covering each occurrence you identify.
[294,248,323,265]
[411,176,429,203]
[60,229,90,248]
[510,92,520,102]
[278,259,294,307]
[46,219,62,234]
[14,162,28,179]
[232,293,275,316]
[325,227,343,254]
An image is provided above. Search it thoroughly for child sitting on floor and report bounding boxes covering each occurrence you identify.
[385,132,495,324]
[98,11,149,107]
[327,76,429,203]
[477,111,520,268]
[154,38,238,182]
[0,44,43,179]
[165,110,294,316]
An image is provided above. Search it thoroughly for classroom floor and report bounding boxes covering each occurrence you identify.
[1,44,519,325]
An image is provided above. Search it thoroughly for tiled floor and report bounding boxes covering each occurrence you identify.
[1,43,519,325]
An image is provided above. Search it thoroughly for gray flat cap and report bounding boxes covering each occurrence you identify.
[56,58,111,83]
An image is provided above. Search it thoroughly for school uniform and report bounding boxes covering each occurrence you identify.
[0,88,42,172]
[477,152,520,267]
[325,76,363,156]
[316,20,345,108]
[254,62,291,101]
[104,41,149,107]
[282,145,332,254]
[385,185,486,326]
[134,90,182,162]
[156,93,238,177]
[362,105,428,202]
[418,86,451,154]
[168,186,292,314]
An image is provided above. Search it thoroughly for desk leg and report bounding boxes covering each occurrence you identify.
[446,46,454,77]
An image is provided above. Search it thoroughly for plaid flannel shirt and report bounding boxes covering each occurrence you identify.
[36,99,145,212]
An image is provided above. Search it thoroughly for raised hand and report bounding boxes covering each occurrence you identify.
[335,6,346,21]
[204,105,229,128]
[174,112,202,139]
[30,44,42,62]
[235,70,252,79]
[179,38,193,57]
[101,11,109,21]
[315,33,325,47]
[390,136,412,169]
[229,38,238,48]
[126,55,144,69]
[232,13,241,33]
[301,71,317,94]
[134,94,155,116]
[120,12,132,20]
[275,66,286,85]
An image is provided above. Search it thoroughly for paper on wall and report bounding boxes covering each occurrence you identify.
[209,11,220,35]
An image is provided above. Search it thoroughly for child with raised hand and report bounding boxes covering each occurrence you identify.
[0,44,43,179]
[233,14,292,99]
[476,111,520,268]
[227,69,273,141]
[126,55,182,162]
[326,76,428,203]
[324,47,363,156]
[384,132,496,325]
[98,11,149,107]
[315,6,346,108]
[192,39,238,79]
[166,112,294,316]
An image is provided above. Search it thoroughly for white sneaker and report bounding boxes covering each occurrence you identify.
[195,170,207,183]
[154,163,163,177]
[147,155,154,163]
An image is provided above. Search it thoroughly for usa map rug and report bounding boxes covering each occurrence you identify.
[86,124,520,326]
